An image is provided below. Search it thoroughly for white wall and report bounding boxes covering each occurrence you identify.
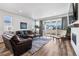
[78,3,79,20]
[71,28,79,56]
[71,3,79,56]
[0,10,35,42]
[43,18,62,30]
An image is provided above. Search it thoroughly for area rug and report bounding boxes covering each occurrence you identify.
[0,36,52,56]
[29,36,52,54]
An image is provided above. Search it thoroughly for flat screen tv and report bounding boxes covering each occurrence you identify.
[68,3,78,24]
[20,22,27,29]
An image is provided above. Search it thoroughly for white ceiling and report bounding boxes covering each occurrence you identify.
[0,3,70,19]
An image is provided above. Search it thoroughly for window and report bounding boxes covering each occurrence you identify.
[4,16,12,26]
[57,20,62,29]
[43,19,62,30]
[4,16,12,31]
[35,20,40,34]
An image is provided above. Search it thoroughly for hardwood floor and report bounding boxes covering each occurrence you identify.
[0,37,76,56]
[33,38,76,56]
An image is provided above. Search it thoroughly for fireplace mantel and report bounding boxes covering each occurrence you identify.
[69,20,79,56]
[71,27,79,56]
[69,20,79,27]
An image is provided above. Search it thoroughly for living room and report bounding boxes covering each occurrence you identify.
[0,3,79,56]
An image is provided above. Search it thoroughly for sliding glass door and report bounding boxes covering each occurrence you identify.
[44,19,62,30]
[43,18,62,36]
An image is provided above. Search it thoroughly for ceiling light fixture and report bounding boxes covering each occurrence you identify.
[19,10,22,13]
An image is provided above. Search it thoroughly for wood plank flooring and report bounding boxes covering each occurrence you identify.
[0,37,76,56]
[33,38,76,56]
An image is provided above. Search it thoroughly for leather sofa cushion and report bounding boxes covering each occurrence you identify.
[16,30,34,39]
[12,35,32,45]
[27,30,33,34]
[16,38,32,45]
[12,35,19,44]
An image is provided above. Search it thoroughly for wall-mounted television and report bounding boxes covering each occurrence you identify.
[20,22,27,29]
[68,3,78,25]
[72,3,78,20]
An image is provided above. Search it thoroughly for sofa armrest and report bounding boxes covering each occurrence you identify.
[17,38,32,45]
[11,37,32,47]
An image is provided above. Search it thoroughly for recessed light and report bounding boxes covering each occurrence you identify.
[19,10,22,13]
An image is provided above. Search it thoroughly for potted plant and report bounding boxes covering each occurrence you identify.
[65,27,71,39]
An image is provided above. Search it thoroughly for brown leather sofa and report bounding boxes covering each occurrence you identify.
[16,30,34,38]
[2,31,32,56]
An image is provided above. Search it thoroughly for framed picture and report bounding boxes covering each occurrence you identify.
[20,22,27,29]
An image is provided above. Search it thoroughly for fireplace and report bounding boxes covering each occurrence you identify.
[72,33,76,45]
[71,28,79,55]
